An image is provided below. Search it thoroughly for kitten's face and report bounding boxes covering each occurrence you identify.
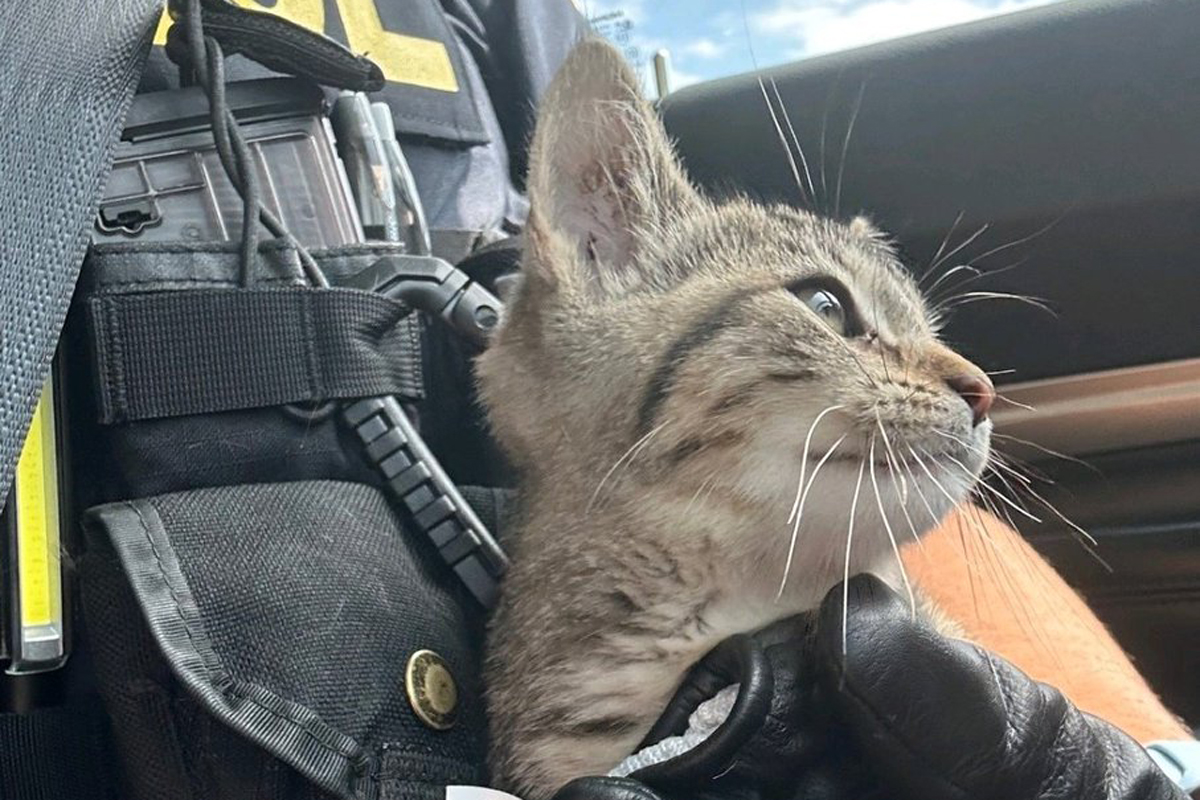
[478,40,993,587]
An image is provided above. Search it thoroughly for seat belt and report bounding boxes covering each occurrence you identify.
[0,0,163,495]
[0,3,161,796]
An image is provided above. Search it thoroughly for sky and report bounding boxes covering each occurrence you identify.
[582,0,1062,97]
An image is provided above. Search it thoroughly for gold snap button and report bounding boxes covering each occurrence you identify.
[405,649,458,730]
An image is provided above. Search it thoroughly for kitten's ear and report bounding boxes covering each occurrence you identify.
[525,38,703,292]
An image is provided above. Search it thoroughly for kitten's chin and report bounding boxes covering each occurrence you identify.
[733,427,990,600]
[741,421,990,512]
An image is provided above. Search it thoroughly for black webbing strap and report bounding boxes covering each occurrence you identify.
[0,702,119,800]
[88,287,424,424]
[164,0,384,92]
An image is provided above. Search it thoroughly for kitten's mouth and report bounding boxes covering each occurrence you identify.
[818,444,976,473]
[820,452,905,470]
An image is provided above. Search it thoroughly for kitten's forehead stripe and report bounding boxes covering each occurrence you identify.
[635,291,748,435]
[635,278,829,435]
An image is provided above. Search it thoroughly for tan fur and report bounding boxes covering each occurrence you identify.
[478,40,994,796]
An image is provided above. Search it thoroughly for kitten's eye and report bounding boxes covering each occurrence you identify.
[794,288,848,334]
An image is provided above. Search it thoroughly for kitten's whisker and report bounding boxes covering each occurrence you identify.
[983,464,1043,524]
[923,442,1108,569]
[922,263,981,299]
[757,77,810,207]
[937,291,1055,317]
[931,427,980,451]
[835,79,866,218]
[1016,482,1105,553]
[927,222,990,276]
[927,257,1032,307]
[991,447,1059,486]
[964,497,1058,662]
[952,512,984,620]
[870,439,916,618]
[991,432,1100,472]
[964,499,1058,665]
[948,457,1042,523]
[777,433,847,600]
[931,429,1033,489]
[789,405,845,523]
[963,212,1067,266]
[888,449,923,548]
[900,450,940,529]
[874,410,906,504]
[980,484,1021,531]
[993,392,1036,411]
[923,210,965,281]
[986,455,1035,487]
[842,457,868,655]
[586,422,666,512]
[770,78,818,206]
[906,444,964,514]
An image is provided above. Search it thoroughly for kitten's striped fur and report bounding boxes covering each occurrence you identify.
[478,39,992,796]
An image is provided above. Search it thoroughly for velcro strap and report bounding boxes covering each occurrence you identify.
[164,0,385,92]
[88,287,423,424]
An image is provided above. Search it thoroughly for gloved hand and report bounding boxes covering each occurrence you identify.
[550,574,1188,800]
[811,574,1188,800]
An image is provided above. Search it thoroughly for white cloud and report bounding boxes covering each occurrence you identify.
[709,10,744,39]
[668,67,705,91]
[752,0,1057,59]
[682,38,726,59]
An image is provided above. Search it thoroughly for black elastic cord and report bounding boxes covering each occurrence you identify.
[181,0,328,288]
[205,38,260,283]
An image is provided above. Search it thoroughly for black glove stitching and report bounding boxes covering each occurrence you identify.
[984,649,1022,770]
[1035,691,1076,799]
[825,656,976,800]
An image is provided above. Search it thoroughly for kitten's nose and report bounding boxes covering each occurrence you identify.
[945,373,995,426]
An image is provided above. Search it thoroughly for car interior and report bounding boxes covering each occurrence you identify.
[1,2,1196,797]
[658,0,1200,727]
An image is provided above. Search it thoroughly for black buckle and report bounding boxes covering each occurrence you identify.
[336,255,507,608]
[342,254,501,347]
[344,396,507,609]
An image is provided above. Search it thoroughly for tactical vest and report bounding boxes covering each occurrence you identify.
[0,2,580,798]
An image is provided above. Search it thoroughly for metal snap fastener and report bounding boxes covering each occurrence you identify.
[405,649,458,730]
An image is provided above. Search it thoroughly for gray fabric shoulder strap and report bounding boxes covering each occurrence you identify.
[0,0,162,493]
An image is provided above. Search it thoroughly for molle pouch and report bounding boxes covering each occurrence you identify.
[68,240,493,800]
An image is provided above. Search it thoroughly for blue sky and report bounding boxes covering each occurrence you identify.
[583,0,1060,97]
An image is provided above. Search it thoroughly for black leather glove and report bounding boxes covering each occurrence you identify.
[550,574,1187,800]
[812,574,1188,800]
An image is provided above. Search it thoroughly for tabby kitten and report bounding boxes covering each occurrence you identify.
[477,39,994,797]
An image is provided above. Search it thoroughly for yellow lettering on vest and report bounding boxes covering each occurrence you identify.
[152,0,324,46]
[334,0,459,92]
[151,0,457,94]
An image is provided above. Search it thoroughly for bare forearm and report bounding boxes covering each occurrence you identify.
[904,506,1191,744]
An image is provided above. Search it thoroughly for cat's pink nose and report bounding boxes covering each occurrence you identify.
[946,373,995,426]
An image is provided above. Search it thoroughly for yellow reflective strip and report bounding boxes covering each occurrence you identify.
[336,0,460,93]
[231,0,325,34]
[152,9,171,46]
[151,1,458,93]
[15,379,61,630]
[153,0,325,46]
